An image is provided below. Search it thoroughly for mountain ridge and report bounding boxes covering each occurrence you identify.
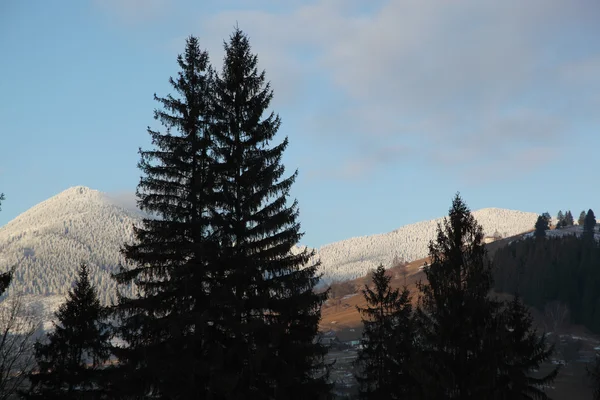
[0,186,539,299]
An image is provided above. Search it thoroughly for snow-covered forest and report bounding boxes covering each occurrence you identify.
[0,186,539,303]
[0,186,139,304]
[311,208,539,284]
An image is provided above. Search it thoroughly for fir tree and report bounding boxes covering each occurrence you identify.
[413,194,558,399]
[23,263,111,399]
[110,35,218,398]
[208,28,331,399]
[556,210,564,229]
[354,264,416,399]
[534,216,548,239]
[584,209,596,238]
[564,211,574,227]
[542,211,552,227]
[578,210,587,227]
[495,295,558,399]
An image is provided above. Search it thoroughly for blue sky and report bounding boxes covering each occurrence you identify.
[1,0,600,248]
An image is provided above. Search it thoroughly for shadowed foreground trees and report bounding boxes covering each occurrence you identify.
[411,194,557,399]
[494,232,600,334]
[110,30,330,399]
[354,264,416,399]
[22,264,110,399]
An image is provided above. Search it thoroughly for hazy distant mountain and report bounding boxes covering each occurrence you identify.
[0,186,539,309]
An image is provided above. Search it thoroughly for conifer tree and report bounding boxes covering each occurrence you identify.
[564,210,574,227]
[23,263,110,399]
[110,35,217,398]
[208,28,331,399]
[495,295,558,399]
[534,216,548,239]
[579,210,587,227]
[584,209,597,237]
[354,264,415,399]
[413,193,501,398]
[556,210,564,229]
[541,212,552,229]
[413,194,558,399]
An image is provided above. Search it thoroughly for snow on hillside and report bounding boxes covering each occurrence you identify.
[0,186,141,304]
[0,186,539,322]
[311,208,538,284]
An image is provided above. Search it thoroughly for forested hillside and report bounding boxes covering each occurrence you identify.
[0,186,139,304]
[316,208,538,283]
[494,224,600,333]
[0,186,539,302]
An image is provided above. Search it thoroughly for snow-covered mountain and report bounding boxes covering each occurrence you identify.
[0,186,539,310]
[0,186,140,304]
[312,208,539,284]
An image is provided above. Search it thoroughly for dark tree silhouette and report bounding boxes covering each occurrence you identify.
[556,210,564,229]
[23,264,111,399]
[584,209,597,238]
[534,215,549,239]
[413,194,558,399]
[110,35,218,398]
[354,265,416,399]
[495,295,559,399]
[208,28,331,399]
[564,211,574,227]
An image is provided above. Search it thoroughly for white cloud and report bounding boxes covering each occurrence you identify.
[190,0,600,180]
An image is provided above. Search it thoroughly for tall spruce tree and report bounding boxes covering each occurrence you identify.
[23,263,111,399]
[354,264,415,399]
[111,35,217,398]
[208,28,330,399]
[413,194,558,399]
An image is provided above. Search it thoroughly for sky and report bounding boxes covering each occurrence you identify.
[1,0,600,249]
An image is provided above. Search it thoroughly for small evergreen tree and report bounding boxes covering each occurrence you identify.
[534,216,549,239]
[584,209,597,237]
[542,211,552,227]
[110,35,217,398]
[23,263,111,399]
[495,295,558,399]
[556,210,564,229]
[564,210,574,227]
[413,194,558,399]
[578,210,587,227]
[354,264,415,399]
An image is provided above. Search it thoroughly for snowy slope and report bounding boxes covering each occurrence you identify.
[311,208,539,284]
[0,186,539,308]
[0,186,141,304]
